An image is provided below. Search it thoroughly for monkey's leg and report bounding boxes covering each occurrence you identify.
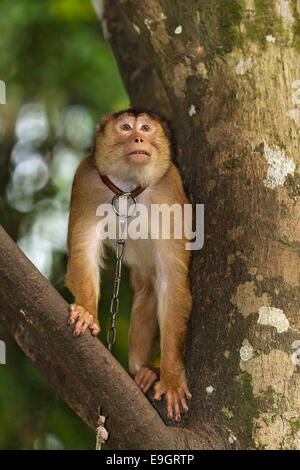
[66,232,103,337]
[154,270,192,422]
[129,267,159,394]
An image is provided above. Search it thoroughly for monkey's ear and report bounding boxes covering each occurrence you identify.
[96,114,111,134]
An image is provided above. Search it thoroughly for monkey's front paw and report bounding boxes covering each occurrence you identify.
[68,304,100,337]
[154,378,192,422]
[134,367,159,394]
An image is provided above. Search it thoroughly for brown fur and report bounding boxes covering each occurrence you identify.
[66,110,192,420]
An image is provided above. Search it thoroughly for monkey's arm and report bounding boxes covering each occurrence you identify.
[154,242,192,420]
[152,164,192,420]
[66,157,105,336]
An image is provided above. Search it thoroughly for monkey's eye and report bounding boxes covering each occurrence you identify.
[121,123,131,131]
[141,124,150,132]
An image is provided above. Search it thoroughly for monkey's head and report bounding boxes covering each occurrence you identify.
[94,109,171,186]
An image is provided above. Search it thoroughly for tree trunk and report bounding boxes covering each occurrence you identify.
[0,0,299,451]
[0,225,220,450]
[92,0,300,449]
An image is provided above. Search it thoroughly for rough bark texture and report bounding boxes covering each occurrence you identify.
[92,0,300,449]
[0,225,222,450]
[0,0,299,451]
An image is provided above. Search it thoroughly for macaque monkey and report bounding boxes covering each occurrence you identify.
[66,109,192,421]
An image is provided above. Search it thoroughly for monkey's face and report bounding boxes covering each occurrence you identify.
[95,111,171,186]
[113,114,156,166]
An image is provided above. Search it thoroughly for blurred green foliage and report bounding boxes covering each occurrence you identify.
[0,0,127,115]
[0,0,133,450]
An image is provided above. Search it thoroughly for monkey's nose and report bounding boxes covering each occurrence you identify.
[134,137,144,143]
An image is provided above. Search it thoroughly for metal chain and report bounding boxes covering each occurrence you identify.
[106,230,125,351]
[107,193,137,351]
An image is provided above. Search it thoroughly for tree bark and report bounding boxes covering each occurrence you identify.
[0,0,299,451]
[92,0,300,450]
[0,225,222,450]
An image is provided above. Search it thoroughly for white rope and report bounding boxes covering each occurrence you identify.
[96,410,109,450]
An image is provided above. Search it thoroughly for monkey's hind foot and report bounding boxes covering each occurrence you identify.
[68,304,100,337]
[154,379,192,422]
[134,367,159,394]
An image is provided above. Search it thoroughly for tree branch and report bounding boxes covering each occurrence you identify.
[0,225,220,449]
[92,0,172,120]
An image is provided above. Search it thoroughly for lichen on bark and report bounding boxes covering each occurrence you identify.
[95,0,300,449]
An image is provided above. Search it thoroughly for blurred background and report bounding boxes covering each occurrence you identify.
[0,0,134,449]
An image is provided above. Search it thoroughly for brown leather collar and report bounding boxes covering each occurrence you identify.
[100,174,147,198]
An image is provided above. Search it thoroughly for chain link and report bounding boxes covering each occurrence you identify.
[107,237,125,351]
[107,194,135,352]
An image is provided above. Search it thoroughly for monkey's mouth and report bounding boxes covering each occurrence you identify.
[128,150,151,157]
